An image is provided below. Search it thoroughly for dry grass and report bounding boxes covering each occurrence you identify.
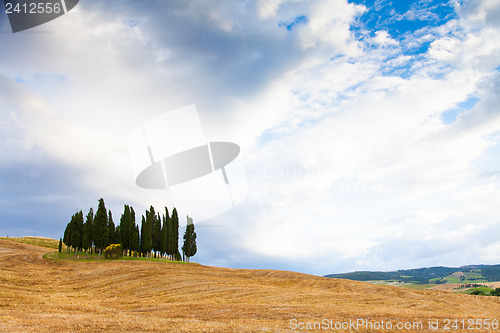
[0,236,59,249]
[0,239,499,332]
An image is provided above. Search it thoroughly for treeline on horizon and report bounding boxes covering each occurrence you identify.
[324,265,500,284]
[63,198,197,262]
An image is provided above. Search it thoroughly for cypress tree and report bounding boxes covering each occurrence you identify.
[131,224,140,257]
[142,207,154,257]
[189,223,197,259]
[130,206,136,251]
[182,215,197,262]
[77,211,84,252]
[130,207,136,256]
[58,237,62,253]
[140,215,146,256]
[152,210,161,258]
[63,219,71,252]
[82,208,94,253]
[70,211,83,254]
[108,211,119,245]
[140,213,154,257]
[114,225,121,246]
[160,207,169,258]
[171,208,179,261]
[120,205,132,255]
[93,198,108,255]
[165,207,173,260]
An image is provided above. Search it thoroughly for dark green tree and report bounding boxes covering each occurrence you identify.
[108,211,120,244]
[182,215,197,262]
[130,207,136,255]
[119,205,133,256]
[131,224,140,257]
[160,207,169,258]
[58,237,62,253]
[140,210,153,257]
[93,198,108,255]
[63,219,71,253]
[70,211,84,254]
[140,215,145,256]
[165,207,173,259]
[114,225,121,246]
[152,210,162,258]
[171,208,179,260]
[82,208,94,253]
[145,207,155,257]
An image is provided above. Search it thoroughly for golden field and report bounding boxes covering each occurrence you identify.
[0,238,499,332]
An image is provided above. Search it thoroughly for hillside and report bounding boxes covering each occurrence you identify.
[0,239,499,332]
[325,265,500,284]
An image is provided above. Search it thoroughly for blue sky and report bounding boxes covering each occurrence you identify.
[1,0,500,276]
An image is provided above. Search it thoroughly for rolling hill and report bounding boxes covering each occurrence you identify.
[0,238,499,332]
[324,265,500,284]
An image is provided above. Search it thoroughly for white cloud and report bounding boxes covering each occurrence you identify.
[228,0,500,272]
[297,0,365,53]
[458,0,500,27]
[256,0,287,19]
[373,30,399,46]
[1,0,500,274]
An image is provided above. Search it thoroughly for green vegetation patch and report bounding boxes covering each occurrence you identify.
[464,286,494,296]
[0,236,58,249]
[462,271,482,279]
[44,250,197,264]
[445,276,460,283]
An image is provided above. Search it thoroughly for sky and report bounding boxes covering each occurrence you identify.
[1,0,500,276]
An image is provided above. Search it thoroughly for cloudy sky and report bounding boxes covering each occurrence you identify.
[1,0,500,276]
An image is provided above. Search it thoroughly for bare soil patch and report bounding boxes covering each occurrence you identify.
[0,239,499,332]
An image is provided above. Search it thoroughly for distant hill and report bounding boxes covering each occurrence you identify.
[324,264,500,284]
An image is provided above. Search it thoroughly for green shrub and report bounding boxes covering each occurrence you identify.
[103,244,123,259]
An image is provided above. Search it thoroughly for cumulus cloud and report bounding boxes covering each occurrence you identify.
[1,0,499,275]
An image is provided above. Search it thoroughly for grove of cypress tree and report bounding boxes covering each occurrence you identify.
[61,200,198,261]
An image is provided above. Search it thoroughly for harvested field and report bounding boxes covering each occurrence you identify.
[430,282,500,292]
[0,239,499,332]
